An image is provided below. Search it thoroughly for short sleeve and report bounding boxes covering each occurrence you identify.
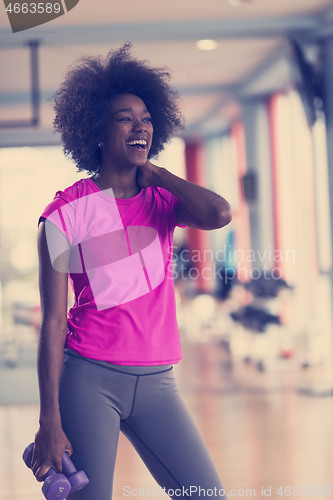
[155,187,187,229]
[38,196,77,273]
[38,196,75,245]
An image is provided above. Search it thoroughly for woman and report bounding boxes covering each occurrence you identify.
[32,44,232,499]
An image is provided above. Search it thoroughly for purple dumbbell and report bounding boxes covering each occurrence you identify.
[23,443,71,500]
[61,449,89,493]
[23,442,89,498]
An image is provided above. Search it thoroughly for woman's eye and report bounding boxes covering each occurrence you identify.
[143,117,152,123]
[118,117,131,121]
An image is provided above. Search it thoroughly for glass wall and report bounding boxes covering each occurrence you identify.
[269,91,332,364]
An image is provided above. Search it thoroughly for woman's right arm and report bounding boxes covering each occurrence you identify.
[31,220,73,481]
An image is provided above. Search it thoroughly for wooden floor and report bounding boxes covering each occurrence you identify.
[1,340,333,500]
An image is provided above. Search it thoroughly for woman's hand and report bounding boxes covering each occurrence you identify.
[136,161,161,188]
[31,424,73,481]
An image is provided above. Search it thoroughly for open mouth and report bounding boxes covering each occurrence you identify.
[126,139,148,151]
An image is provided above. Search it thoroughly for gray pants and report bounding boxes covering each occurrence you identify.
[59,350,227,499]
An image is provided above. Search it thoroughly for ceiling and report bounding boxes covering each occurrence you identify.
[0,0,333,147]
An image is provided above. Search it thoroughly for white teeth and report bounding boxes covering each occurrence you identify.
[127,139,147,146]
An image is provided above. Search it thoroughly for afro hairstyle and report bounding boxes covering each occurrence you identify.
[53,43,184,174]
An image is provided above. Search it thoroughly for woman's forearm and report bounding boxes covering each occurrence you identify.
[37,319,67,426]
[153,166,232,228]
[32,318,73,480]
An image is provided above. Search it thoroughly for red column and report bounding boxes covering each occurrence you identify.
[231,121,252,282]
[184,140,213,293]
[268,94,281,272]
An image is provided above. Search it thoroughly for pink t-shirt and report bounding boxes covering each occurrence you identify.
[38,177,186,365]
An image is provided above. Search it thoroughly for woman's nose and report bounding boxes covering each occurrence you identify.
[132,119,146,131]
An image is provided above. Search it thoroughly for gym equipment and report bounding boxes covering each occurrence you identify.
[231,305,281,333]
[23,443,71,500]
[23,442,89,499]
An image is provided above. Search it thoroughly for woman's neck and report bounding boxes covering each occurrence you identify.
[91,170,141,199]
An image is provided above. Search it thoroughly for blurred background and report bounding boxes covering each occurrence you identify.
[1,0,333,499]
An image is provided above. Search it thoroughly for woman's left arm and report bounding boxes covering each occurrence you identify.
[138,161,232,230]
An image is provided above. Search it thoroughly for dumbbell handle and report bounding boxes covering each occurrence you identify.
[62,450,77,477]
[43,467,57,481]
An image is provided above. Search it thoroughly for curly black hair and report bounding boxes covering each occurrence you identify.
[53,43,184,174]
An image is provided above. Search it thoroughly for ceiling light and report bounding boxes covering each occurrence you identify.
[228,0,252,6]
[196,39,218,51]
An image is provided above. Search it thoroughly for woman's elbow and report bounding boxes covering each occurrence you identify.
[216,202,232,228]
[217,211,232,228]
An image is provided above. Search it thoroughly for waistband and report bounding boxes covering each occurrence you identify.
[64,349,173,375]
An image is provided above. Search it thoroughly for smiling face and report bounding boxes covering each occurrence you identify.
[102,94,154,168]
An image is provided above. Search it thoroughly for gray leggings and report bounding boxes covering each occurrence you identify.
[59,350,227,499]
